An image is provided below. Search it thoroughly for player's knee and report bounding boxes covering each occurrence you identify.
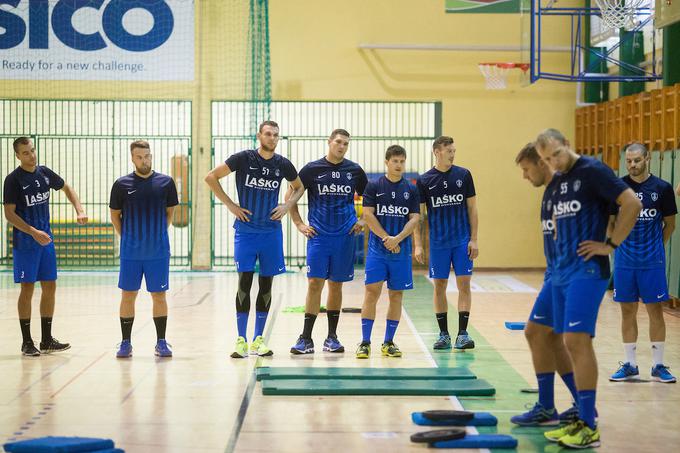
[620,302,638,317]
[308,278,325,293]
[646,303,664,320]
[434,279,448,291]
[19,282,35,294]
[238,272,254,292]
[563,333,590,354]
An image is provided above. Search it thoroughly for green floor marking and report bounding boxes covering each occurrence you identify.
[403,275,567,452]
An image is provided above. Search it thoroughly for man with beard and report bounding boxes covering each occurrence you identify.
[110,140,179,358]
[205,121,305,358]
[609,142,677,383]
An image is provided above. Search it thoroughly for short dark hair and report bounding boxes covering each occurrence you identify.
[624,141,648,157]
[330,128,350,140]
[515,142,541,165]
[130,140,150,154]
[259,120,279,133]
[536,128,568,148]
[433,136,454,151]
[385,144,407,160]
[13,136,31,153]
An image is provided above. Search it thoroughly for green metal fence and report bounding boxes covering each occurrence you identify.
[617,149,680,297]
[1,100,192,268]
[211,100,442,268]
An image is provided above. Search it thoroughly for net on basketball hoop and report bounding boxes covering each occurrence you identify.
[478,63,530,90]
[594,0,646,30]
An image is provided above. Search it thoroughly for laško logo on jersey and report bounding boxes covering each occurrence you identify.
[377,204,409,216]
[638,208,658,220]
[430,194,464,208]
[25,191,50,206]
[245,174,279,191]
[553,200,582,218]
[541,219,555,234]
[317,183,352,195]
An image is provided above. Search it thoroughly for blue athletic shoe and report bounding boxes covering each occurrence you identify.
[454,331,475,350]
[511,402,559,426]
[559,403,598,424]
[290,335,314,355]
[155,339,173,357]
[433,333,452,350]
[651,364,677,383]
[610,362,639,381]
[116,340,132,358]
[322,335,345,353]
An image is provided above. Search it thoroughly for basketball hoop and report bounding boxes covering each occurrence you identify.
[594,0,646,30]
[478,63,530,90]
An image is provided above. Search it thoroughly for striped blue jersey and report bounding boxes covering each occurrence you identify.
[542,177,558,273]
[363,175,420,260]
[226,149,298,233]
[298,157,368,236]
[3,166,64,250]
[109,171,178,260]
[417,166,475,249]
[550,156,628,284]
[613,175,676,269]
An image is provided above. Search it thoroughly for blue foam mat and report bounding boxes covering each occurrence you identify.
[504,321,526,330]
[411,411,497,426]
[432,434,518,449]
[3,436,114,452]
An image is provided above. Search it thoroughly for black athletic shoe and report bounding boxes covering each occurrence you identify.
[40,337,71,353]
[21,341,41,356]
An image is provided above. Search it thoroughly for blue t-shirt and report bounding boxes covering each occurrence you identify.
[550,156,629,284]
[613,174,677,269]
[298,157,368,236]
[362,175,420,260]
[109,172,179,260]
[3,166,64,250]
[417,166,475,249]
[225,149,298,234]
[542,177,559,274]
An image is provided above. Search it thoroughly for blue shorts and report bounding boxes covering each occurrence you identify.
[13,243,57,283]
[365,253,413,291]
[613,267,668,303]
[119,257,170,292]
[234,230,285,276]
[429,243,473,279]
[529,275,554,328]
[551,278,609,336]
[307,234,355,282]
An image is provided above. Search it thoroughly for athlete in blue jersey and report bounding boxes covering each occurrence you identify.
[356,145,420,359]
[537,129,641,449]
[3,137,87,356]
[205,121,304,358]
[511,143,581,427]
[288,129,368,354]
[110,140,178,359]
[608,143,677,384]
[414,136,478,350]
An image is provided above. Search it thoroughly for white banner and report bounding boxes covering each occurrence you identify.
[0,0,194,81]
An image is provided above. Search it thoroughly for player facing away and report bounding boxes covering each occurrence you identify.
[288,129,368,354]
[510,143,582,427]
[205,121,304,358]
[3,137,88,356]
[356,145,420,359]
[110,140,178,358]
[414,136,478,350]
[609,143,677,383]
[536,129,641,449]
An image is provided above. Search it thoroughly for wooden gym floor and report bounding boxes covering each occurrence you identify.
[0,270,678,452]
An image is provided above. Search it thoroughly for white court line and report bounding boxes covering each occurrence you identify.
[401,309,491,453]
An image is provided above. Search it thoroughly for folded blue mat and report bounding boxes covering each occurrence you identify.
[411,411,497,426]
[432,434,518,449]
[3,436,114,452]
[505,322,526,330]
